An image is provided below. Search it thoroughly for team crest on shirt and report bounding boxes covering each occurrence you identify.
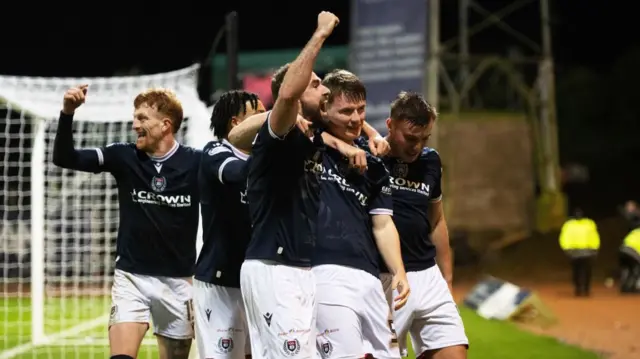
[321,342,333,357]
[393,163,409,178]
[150,176,167,192]
[217,337,234,353]
[282,338,301,356]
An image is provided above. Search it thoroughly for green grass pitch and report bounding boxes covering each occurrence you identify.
[1,296,598,359]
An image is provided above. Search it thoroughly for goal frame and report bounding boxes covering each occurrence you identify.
[0,65,212,351]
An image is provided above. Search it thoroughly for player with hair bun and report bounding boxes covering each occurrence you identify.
[194,89,265,359]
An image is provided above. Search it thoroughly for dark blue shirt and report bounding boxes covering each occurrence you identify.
[383,147,442,272]
[195,140,250,287]
[312,146,394,277]
[52,113,201,277]
[244,114,323,266]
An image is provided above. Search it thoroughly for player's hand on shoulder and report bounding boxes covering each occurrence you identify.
[316,11,340,39]
[62,85,88,115]
[346,146,368,174]
[391,271,411,310]
[296,115,313,137]
[368,136,390,157]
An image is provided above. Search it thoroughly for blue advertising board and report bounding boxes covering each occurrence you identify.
[350,0,428,132]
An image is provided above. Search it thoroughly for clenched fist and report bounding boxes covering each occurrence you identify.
[62,85,88,115]
[316,11,339,39]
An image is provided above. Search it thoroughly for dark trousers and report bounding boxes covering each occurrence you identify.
[619,252,640,293]
[571,257,592,296]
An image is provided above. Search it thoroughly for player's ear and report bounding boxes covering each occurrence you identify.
[230,116,239,127]
[385,118,393,132]
[162,118,172,133]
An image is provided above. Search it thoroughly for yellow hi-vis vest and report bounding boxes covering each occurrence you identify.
[623,228,640,255]
[559,218,600,251]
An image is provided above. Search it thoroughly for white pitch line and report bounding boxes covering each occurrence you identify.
[0,315,108,359]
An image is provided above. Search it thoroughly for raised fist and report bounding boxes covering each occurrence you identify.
[316,11,339,39]
[62,85,88,115]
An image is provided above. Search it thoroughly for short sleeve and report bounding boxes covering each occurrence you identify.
[425,149,443,202]
[254,111,299,148]
[368,159,394,216]
[201,142,246,185]
[251,114,313,170]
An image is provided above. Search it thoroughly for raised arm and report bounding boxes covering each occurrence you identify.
[52,85,104,173]
[227,112,269,152]
[228,112,313,153]
[269,12,339,137]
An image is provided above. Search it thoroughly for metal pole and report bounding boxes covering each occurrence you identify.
[425,0,440,149]
[226,11,239,90]
[539,0,559,192]
[459,0,469,87]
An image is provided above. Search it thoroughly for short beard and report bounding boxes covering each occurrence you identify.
[301,101,327,129]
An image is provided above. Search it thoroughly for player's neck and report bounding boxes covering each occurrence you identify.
[148,137,178,159]
[385,135,400,158]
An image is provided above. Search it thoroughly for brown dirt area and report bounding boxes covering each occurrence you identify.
[451,217,640,359]
[452,282,640,359]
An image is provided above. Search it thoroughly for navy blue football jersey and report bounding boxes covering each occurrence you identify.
[52,112,201,277]
[312,146,394,277]
[195,140,250,288]
[383,147,443,272]
[244,114,323,266]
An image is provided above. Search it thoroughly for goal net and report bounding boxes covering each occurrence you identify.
[0,65,211,359]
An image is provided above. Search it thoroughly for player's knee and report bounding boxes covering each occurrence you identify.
[110,355,135,359]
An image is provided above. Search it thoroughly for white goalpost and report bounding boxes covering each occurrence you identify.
[0,65,211,359]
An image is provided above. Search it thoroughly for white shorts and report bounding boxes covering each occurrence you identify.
[314,265,400,359]
[193,280,250,359]
[240,260,316,359]
[109,269,194,340]
[381,265,468,357]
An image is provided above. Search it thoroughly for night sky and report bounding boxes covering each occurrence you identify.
[0,0,638,215]
[0,1,637,77]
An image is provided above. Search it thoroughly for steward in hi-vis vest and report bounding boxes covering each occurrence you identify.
[620,228,640,293]
[559,208,600,297]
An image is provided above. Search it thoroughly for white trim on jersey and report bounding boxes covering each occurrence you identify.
[95,148,104,166]
[148,141,179,162]
[222,139,249,161]
[369,208,394,216]
[430,194,443,203]
[218,157,239,184]
[266,111,294,140]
